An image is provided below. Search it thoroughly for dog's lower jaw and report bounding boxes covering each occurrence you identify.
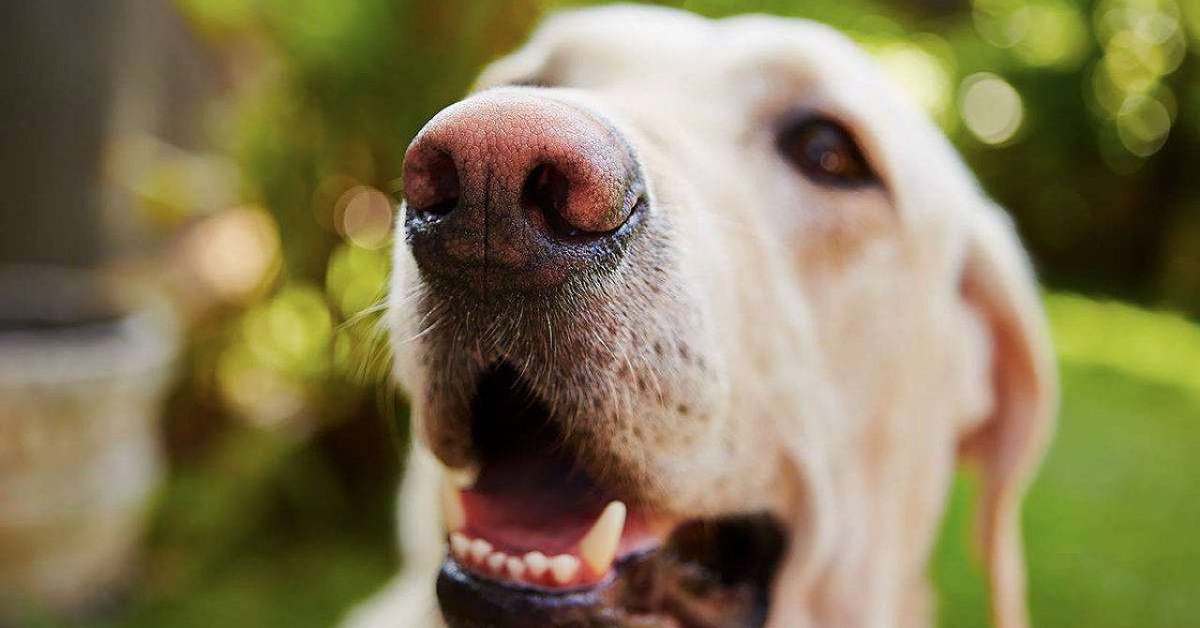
[353,572,933,628]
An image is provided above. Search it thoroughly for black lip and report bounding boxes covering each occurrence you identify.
[436,556,623,628]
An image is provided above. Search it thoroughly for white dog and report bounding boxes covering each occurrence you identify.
[347,5,1056,627]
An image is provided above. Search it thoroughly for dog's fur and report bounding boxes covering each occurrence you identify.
[347,5,1056,627]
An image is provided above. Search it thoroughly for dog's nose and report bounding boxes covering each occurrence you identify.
[402,91,644,292]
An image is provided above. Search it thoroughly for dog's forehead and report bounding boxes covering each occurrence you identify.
[476,5,977,230]
[505,5,885,104]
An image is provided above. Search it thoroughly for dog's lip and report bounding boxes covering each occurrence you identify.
[436,553,629,628]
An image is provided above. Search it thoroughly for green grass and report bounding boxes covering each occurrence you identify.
[53,295,1200,627]
[935,295,1200,627]
[935,363,1200,627]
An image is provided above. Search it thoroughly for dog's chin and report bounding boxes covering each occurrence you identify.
[431,363,787,628]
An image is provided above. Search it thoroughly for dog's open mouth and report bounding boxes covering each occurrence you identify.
[436,364,786,628]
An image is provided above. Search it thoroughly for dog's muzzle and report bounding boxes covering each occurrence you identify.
[399,89,787,627]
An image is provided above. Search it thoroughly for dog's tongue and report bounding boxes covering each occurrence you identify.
[448,363,674,588]
[463,454,611,555]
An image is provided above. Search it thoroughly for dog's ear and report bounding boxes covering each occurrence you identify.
[958,205,1057,628]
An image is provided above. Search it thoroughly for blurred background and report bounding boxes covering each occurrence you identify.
[0,0,1197,626]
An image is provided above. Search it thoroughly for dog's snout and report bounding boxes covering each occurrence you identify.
[402,91,644,292]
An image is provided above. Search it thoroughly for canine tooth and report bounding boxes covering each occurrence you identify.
[578,501,626,575]
[505,557,526,581]
[549,555,580,585]
[441,481,466,531]
[487,552,508,573]
[447,464,479,489]
[449,532,471,560]
[470,538,493,564]
[524,551,549,578]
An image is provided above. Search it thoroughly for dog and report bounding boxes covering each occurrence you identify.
[346,5,1057,627]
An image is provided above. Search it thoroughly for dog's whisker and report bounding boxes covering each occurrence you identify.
[338,295,390,331]
[400,304,446,346]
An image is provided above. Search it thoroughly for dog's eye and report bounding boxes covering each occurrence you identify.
[777,118,875,187]
[509,77,553,88]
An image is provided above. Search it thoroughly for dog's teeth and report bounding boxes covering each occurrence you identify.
[469,538,493,565]
[440,481,466,532]
[449,532,471,561]
[549,555,580,585]
[486,551,508,574]
[578,501,626,576]
[446,464,479,490]
[505,557,526,581]
[523,551,549,578]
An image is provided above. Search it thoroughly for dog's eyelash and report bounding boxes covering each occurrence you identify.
[507,77,554,88]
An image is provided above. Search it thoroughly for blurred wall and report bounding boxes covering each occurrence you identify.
[0,2,117,266]
[0,0,217,268]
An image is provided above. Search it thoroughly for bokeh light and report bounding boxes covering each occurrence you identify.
[217,284,336,429]
[216,342,308,430]
[181,205,281,301]
[326,243,389,317]
[313,174,361,233]
[1088,0,1188,158]
[960,72,1025,145]
[337,186,394,249]
[875,40,954,123]
[1015,1,1091,69]
[1116,92,1174,155]
[974,0,1091,69]
[242,284,334,377]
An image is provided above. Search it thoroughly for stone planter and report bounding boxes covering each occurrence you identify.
[0,266,178,620]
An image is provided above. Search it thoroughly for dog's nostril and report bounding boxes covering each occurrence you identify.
[521,163,578,237]
[406,150,461,219]
[402,93,648,292]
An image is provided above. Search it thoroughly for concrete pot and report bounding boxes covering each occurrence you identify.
[0,266,177,620]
